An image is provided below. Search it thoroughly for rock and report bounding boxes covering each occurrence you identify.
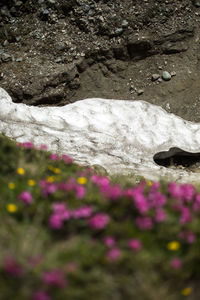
[137,89,144,95]
[40,9,49,21]
[121,20,129,28]
[112,28,123,37]
[192,0,200,7]
[1,53,12,62]
[16,57,23,62]
[152,74,160,81]
[162,41,188,54]
[82,4,90,13]
[171,71,176,77]
[162,71,171,81]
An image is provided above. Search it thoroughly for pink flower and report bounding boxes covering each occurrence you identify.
[127,239,142,251]
[75,185,86,199]
[180,206,192,225]
[106,247,122,262]
[168,182,183,200]
[88,213,110,230]
[4,256,24,278]
[18,142,34,149]
[135,216,153,230]
[90,175,110,187]
[170,258,182,269]
[181,184,195,202]
[40,180,57,196]
[42,270,67,288]
[32,291,51,300]
[49,214,64,229]
[155,209,167,223]
[18,191,33,204]
[179,231,196,244]
[40,144,48,150]
[103,236,116,248]
[72,206,93,219]
[49,154,59,161]
[62,154,73,164]
[49,203,71,229]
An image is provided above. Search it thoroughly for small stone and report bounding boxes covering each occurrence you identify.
[122,20,129,28]
[55,57,63,63]
[16,57,23,62]
[162,71,171,81]
[137,89,144,95]
[40,9,49,21]
[114,28,123,36]
[171,71,176,77]
[82,4,90,13]
[15,36,21,42]
[152,74,160,81]
[1,53,12,62]
[3,40,9,47]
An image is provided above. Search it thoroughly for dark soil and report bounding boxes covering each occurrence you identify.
[1,0,200,122]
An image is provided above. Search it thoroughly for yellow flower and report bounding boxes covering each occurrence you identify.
[8,182,15,189]
[53,168,61,174]
[167,241,180,251]
[181,287,193,296]
[77,177,87,185]
[27,179,36,186]
[6,204,18,213]
[17,167,25,175]
[147,181,153,186]
[46,176,55,182]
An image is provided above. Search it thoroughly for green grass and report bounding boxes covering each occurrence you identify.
[0,134,200,300]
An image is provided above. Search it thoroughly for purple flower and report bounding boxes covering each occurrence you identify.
[75,185,86,199]
[49,154,60,161]
[135,216,153,230]
[62,154,73,164]
[127,239,142,251]
[155,209,167,223]
[170,258,182,269]
[180,206,192,225]
[40,180,57,196]
[32,291,51,300]
[49,203,71,229]
[168,182,183,200]
[103,236,116,248]
[4,256,24,278]
[106,247,122,262]
[18,191,33,204]
[72,206,93,219]
[42,270,67,288]
[180,184,195,202]
[88,213,110,230]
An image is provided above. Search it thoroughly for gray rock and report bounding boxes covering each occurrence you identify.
[16,57,23,62]
[193,0,200,7]
[152,74,160,81]
[1,53,12,62]
[162,71,171,81]
[114,28,123,36]
[171,71,176,77]
[122,20,129,28]
[137,89,144,95]
[82,4,90,13]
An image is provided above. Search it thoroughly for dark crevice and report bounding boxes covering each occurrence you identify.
[153,147,200,168]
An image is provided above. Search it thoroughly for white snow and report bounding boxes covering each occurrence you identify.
[1,86,200,182]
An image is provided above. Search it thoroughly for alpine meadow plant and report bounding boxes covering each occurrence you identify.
[1,134,200,299]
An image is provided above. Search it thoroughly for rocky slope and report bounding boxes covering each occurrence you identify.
[1,0,200,122]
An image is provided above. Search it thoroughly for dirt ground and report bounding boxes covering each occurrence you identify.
[1,0,200,122]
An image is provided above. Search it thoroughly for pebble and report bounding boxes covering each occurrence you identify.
[152,74,160,81]
[137,89,144,95]
[122,20,129,28]
[1,53,12,62]
[162,71,171,81]
[114,28,123,36]
[16,57,23,62]
[82,4,90,13]
[171,71,176,77]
